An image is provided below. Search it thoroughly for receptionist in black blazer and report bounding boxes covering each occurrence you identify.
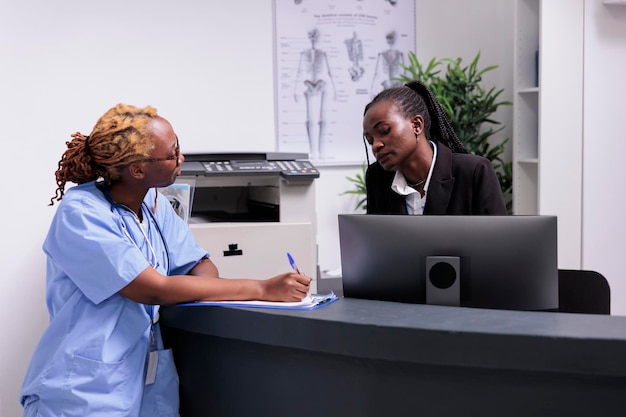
[362,80,507,215]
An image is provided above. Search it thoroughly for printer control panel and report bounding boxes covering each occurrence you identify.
[181,154,320,179]
[202,160,318,178]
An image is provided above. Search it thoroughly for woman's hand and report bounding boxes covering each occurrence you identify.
[260,272,312,302]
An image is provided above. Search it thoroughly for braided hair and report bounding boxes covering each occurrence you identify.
[364,80,467,155]
[49,104,159,205]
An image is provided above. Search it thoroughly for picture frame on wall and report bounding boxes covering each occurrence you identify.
[273,0,416,166]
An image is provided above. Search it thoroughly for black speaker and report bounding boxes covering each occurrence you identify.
[426,256,460,306]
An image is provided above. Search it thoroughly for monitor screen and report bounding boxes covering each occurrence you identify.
[338,214,558,311]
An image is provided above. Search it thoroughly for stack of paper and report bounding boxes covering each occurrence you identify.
[181,291,339,310]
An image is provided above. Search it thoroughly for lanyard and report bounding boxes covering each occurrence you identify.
[148,306,158,351]
[96,182,169,273]
[117,206,161,350]
[118,206,160,270]
[96,182,166,354]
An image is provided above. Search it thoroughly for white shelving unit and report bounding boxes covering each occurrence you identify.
[513,0,540,215]
[512,0,584,268]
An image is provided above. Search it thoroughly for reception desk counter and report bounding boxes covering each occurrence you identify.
[161,298,626,417]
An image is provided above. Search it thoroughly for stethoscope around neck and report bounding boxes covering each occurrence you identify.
[96,182,171,275]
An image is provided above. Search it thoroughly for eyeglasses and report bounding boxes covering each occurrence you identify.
[139,139,180,166]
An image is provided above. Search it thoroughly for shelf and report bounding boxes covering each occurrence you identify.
[513,0,540,215]
[517,87,539,94]
[513,161,538,215]
[513,0,585,267]
[513,92,539,161]
[514,0,540,91]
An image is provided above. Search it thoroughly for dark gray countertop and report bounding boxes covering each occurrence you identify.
[161,297,626,378]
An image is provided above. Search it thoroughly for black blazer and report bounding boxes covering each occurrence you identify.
[366,143,507,215]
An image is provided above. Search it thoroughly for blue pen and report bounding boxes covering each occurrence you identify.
[287,252,301,274]
[288,252,312,298]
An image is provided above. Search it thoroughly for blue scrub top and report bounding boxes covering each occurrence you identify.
[20,181,208,417]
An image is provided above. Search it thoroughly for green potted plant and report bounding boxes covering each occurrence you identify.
[343,51,513,212]
[340,162,368,212]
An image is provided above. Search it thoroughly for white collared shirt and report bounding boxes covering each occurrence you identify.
[390,141,438,215]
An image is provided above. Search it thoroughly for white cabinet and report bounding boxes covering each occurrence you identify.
[513,0,584,268]
[191,222,317,292]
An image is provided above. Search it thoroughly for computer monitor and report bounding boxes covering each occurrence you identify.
[338,214,558,311]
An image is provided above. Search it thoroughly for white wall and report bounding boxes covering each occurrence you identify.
[0,1,513,416]
[582,1,626,315]
[538,0,584,269]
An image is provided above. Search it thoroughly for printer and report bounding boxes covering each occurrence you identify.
[177,152,319,292]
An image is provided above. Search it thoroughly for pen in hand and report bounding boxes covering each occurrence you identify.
[287,252,301,274]
[287,252,311,299]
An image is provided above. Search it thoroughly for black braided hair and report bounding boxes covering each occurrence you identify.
[364,80,467,154]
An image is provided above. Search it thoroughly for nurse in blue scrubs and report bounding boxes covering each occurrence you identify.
[20,104,313,417]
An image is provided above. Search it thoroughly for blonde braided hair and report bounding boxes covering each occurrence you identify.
[50,103,158,205]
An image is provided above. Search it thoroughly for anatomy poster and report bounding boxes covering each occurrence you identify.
[274,0,416,165]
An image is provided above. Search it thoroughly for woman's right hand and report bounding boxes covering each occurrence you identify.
[261,271,312,302]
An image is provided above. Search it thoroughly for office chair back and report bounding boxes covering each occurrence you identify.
[558,269,610,315]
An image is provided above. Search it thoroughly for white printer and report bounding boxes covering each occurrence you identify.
[177,152,319,292]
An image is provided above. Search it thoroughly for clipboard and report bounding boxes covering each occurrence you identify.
[179,291,339,310]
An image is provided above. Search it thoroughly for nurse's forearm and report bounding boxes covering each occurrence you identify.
[119,266,264,305]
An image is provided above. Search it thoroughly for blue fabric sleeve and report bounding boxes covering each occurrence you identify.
[44,194,151,305]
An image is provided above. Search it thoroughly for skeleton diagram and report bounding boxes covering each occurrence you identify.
[293,28,336,160]
[370,30,405,97]
[345,31,365,81]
